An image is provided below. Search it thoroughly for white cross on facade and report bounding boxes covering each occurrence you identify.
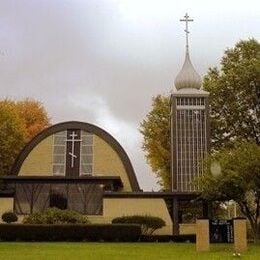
[66,131,82,168]
[180,13,194,53]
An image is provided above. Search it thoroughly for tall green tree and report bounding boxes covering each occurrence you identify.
[198,142,260,240]
[140,95,171,188]
[204,38,260,150]
[0,103,26,176]
[140,39,260,189]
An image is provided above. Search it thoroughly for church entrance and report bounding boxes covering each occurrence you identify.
[49,185,68,210]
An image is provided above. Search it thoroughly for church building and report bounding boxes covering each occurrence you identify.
[0,14,210,236]
[0,121,173,234]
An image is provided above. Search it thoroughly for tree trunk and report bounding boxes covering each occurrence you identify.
[239,202,258,242]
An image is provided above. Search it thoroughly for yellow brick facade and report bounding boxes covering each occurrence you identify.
[234,219,247,252]
[4,198,172,235]
[179,223,196,235]
[18,134,132,191]
[100,198,173,235]
[19,136,53,176]
[93,135,132,191]
[196,219,210,251]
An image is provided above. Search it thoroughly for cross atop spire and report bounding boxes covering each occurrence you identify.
[180,13,194,53]
[174,13,202,90]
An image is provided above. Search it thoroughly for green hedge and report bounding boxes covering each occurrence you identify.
[112,215,165,235]
[172,234,196,243]
[0,224,141,242]
[23,207,89,224]
[140,234,196,242]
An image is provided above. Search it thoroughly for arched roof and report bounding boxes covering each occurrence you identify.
[11,121,140,191]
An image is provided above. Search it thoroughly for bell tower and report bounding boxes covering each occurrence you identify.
[171,13,210,192]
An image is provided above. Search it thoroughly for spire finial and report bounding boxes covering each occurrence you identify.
[174,13,202,90]
[180,13,193,54]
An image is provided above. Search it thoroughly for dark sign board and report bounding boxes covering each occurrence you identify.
[210,219,233,243]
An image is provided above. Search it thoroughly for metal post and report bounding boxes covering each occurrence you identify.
[202,200,209,218]
[173,197,180,235]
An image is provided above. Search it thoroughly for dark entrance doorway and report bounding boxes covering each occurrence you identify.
[49,185,68,210]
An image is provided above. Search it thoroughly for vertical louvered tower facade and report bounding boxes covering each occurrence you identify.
[171,14,210,192]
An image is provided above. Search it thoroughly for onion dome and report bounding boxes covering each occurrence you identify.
[174,51,202,90]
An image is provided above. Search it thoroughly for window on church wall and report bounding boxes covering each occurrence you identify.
[52,130,94,176]
[33,184,50,212]
[14,183,32,214]
[53,131,66,176]
[80,132,93,176]
[176,97,206,107]
[14,183,51,214]
[13,182,103,215]
[66,183,103,215]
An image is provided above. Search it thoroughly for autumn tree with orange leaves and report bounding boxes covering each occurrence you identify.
[0,99,50,175]
[1,99,50,141]
[15,99,50,141]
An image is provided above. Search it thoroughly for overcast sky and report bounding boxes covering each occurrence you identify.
[0,0,259,190]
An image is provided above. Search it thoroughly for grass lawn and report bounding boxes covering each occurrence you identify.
[0,242,259,260]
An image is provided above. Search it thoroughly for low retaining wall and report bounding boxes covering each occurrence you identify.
[179,223,196,235]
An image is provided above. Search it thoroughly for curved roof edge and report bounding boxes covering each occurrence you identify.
[11,121,140,191]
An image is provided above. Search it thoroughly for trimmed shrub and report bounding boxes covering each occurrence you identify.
[1,212,18,224]
[23,207,89,224]
[0,224,141,242]
[141,234,196,242]
[112,215,166,235]
[140,235,172,242]
[172,234,196,243]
